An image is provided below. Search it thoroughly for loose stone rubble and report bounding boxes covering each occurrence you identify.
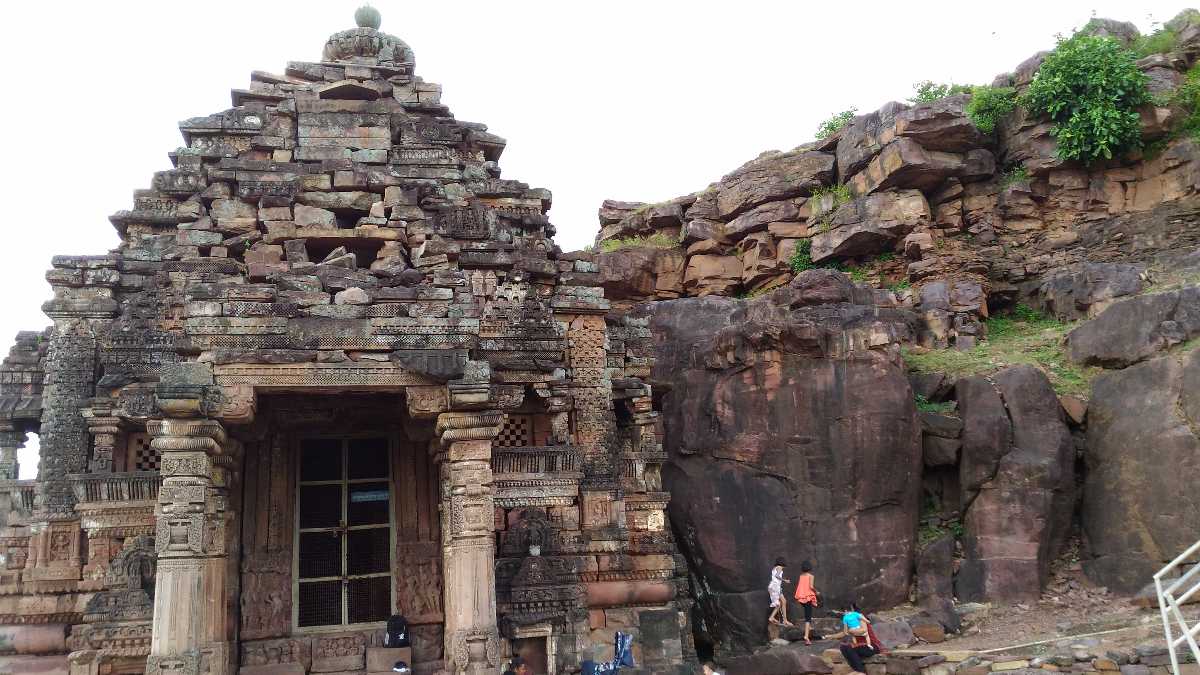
[0,10,691,675]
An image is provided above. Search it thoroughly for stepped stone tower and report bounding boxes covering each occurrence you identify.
[0,9,691,675]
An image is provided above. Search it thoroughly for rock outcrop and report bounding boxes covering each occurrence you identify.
[577,8,1200,660]
[955,366,1075,602]
[1083,349,1200,593]
[1067,286,1200,368]
[642,271,922,652]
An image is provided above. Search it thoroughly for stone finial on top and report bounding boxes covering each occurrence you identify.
[322,5,414,70]
[355,5,382,30]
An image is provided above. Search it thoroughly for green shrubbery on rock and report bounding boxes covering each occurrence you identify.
[1023,33,1150,162]
[788,239,815,273]
[965,85,1018,134]
[908,80,973,104]
[815,108,857,140]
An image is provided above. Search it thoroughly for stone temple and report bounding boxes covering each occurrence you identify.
[0,9,691,675]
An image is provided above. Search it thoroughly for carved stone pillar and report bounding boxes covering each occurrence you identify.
[0,422,26,481]
[83,402,123,473]
[147,386,232,675]
[436,410,504,675]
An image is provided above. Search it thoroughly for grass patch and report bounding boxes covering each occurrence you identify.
[918,520,965,549]
[846,266,869,283]
[888,279,911,292]
[903,304,1101,398]
[808,183,853,231]
[815,108,858,140]
[1000,164,1031,188]
[915,394,955,414]
[598,232,678,253]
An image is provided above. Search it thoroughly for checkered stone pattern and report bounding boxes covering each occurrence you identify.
[127,433,159,472]
[495,414,532,448]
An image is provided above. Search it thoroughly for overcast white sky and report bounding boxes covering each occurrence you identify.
[0,0,1191,476]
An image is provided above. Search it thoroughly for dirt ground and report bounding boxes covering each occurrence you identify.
[878,548,1200,659]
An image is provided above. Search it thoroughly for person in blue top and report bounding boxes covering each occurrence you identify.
[842,607,865,632]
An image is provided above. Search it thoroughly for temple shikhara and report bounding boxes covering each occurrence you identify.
[0,9,690,675]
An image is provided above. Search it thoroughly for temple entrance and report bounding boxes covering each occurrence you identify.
[295,436,394,628]
[236,393,445,669]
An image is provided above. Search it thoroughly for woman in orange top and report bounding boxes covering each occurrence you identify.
[793,560,820,644]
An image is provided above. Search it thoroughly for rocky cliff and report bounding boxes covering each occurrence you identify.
[579,11,1200,657]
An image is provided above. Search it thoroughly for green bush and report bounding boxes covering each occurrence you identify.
[965,85,1018,134]
[789,239,815,273]
[1173,63,1200,140]
[815,108,858,140]
[908,80,973,104]
[915,394,955,414]
[1023,34,1150,163]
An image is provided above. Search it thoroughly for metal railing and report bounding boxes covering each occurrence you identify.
[1155,538,1200,674]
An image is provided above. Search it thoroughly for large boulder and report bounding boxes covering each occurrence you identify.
[725,199,804,241]
[848,138,969,196]
[682,255,742,296]
[645,272,922,653]
[811,190,930,262]
[716,150,836,220]
[998,105,1063,175]
[596,247,686,301]
[595,199,689,244]
[1066,286,1200,368]
[895,94,987,152]
[1083,350,1200,593]
[1038,262,1146,320]
[955,366,1075,602]
[838,103,908,182]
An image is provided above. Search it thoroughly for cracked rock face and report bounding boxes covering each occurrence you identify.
[954,365,1075,602]
[640,271,922,653]
[1083,350,1200,593]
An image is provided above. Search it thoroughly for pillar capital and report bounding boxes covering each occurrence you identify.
[436,410,504,447]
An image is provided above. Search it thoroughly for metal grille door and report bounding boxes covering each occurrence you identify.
[296,437,393,628]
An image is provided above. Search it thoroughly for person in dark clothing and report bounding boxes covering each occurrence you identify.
[827,603,882,673]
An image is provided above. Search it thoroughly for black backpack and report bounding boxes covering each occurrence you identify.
[385,615,410,647]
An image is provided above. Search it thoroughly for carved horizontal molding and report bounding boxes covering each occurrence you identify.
[214,362,437,389]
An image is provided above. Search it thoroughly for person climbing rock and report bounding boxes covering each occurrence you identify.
[767,557,794,627]
[793,560,821,644]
